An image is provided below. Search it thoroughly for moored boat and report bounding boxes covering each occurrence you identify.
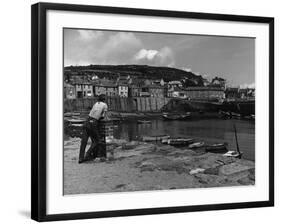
[219,110,232,118]
[162,112,191,120]
[65,118,86,124]
[188,142,205,149]
[142,135,170,142]
[223,150,243,158]
[162,138,194,146]
[231,112,241,119]
[64,112,81,117]
[205,143,227,153]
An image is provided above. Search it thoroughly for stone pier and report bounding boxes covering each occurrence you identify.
[99,120,115,158]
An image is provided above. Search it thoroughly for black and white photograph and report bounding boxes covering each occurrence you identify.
[63,28,255,195]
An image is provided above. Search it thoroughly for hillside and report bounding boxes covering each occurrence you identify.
[64,64,204,85]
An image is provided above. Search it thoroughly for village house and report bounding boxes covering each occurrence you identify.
[94,79,118,97]
[118,84,129,97]
[210,77,226,90]
[185,86,225,101]
[202,78,211,87]
[128,85,142,97]
[148,85,166,98]
[64,83,76,99]
[168,80,182,90]
[167,86,187,98]
[115,75,131,97]
[225,87,240,100]
[239,88,255,99]
[152,79,165,86]
[95,85,118,97]
[72,82,93,98]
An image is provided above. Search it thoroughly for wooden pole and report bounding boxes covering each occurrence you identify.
[233,124,241,155]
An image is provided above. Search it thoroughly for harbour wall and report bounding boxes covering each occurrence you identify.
[64,97,171,112]
[64,97,255,114]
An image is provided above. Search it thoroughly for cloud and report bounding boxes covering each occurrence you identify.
[100,32,142,61]
[77,30,103,40]
[65,30,176,67]
[134,47,175,66]
[134,49,158,61]
[64,30,143,65]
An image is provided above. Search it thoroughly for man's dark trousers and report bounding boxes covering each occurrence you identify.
[79,118,105,162]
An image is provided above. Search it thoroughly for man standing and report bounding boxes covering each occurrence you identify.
[78,94,108,163]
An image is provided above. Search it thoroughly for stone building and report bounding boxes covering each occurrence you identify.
[148,85,166,98]
[128,85,142,97]
[210,77,226,90]
[72,82,93,98]
[118,84,129,97]
[64,83,76,99]
[94,85,118,97]
[225,87,240,100]
[185,87,225,101]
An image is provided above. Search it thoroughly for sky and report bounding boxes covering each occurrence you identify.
[64,28,255,87]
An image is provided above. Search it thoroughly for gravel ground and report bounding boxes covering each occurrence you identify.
[63,138,255,195]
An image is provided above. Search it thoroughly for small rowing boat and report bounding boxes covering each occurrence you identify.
[219,110,232,118]
[162,138,194,146]
[205,143,227,153]
[142,135,170,142]
[162,112,191,121]
[231,112,241,119]
[223,151,243,158]
[65,118,86,124]
[188,142,205,149]
[224,124,243,158]
[64,112,81,117]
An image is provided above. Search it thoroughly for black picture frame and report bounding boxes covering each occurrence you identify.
[31,2,274,222]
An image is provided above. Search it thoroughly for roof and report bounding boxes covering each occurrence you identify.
[98,79,117,86]
[212,77,226,82]
[226,87,239,92]
[147,85,165,89]
[72,82,92,85]
[186,87,224,91]
[173,86,183,92]
[95,84,117,88]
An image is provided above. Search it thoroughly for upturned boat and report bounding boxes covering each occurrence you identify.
[142,135,170,142]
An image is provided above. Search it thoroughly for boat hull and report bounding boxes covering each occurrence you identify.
[142,135,170,142]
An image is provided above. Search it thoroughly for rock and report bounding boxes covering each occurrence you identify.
[134,143,156,152]
[194,173,229,186]
[219,162,255,181]
[107,138,127,146]
[248,169,255,181]
[114,150,144,159]
[237,176,255,185]
[122,141,140,150]
[189,168,205,175]
[204,167,219,175]
[138,161,157,172]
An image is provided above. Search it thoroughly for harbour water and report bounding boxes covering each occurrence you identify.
[113,118,255,161]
